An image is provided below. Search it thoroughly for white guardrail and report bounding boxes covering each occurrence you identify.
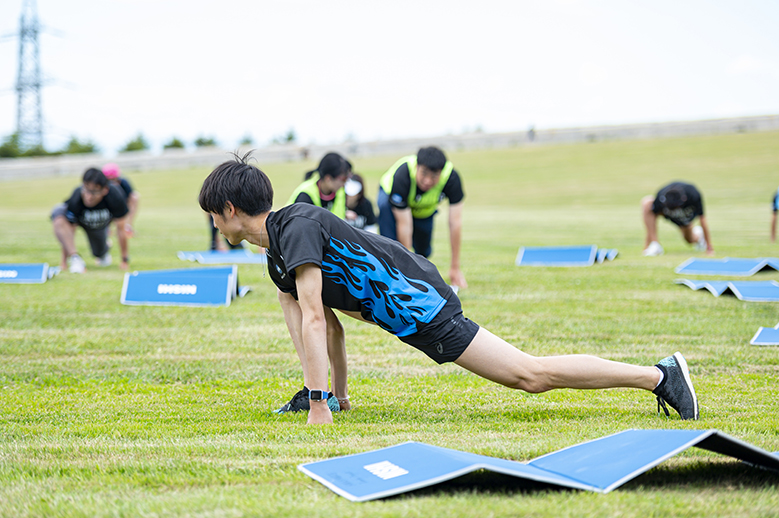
[1,114,778,181]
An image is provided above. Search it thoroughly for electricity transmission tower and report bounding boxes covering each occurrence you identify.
[15,0,44,149]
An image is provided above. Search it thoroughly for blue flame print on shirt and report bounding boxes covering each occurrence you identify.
[322,237,446,336]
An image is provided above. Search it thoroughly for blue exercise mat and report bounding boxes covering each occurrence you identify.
[177,249,267,264]
[0,263,59,284]
[751,324,779,346]
[675,279,779,301]
[299,429,779,501]
[121,266,240,307]
[516,245,617,267]
[675,257,779,276]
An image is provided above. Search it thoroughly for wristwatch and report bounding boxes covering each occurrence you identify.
[308,389,330,401]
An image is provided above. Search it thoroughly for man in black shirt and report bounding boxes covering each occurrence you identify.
[50,168,131,273]
[378,147,467,289]
[641,182,713,256]
[199,153,699,425]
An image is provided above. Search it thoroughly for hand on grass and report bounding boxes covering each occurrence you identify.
[449,268,468,289]
[307,401,333,425]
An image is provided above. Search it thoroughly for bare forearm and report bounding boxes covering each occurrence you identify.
[397,223,412,249]
[700,217,713,251]
[117,226,129,258]
[127,194,140,223]
[324,308,348,399]
[392,208,413,250]
[301,316,330,391]
[449,222,462,270]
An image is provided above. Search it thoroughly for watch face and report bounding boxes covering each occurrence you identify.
[309,389,328,401]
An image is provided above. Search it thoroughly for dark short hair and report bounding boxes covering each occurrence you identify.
[318,152,348,179]
[417,146,447,172]
[661,186,685,209]
[199,151,273,216]
[83,167,108,188]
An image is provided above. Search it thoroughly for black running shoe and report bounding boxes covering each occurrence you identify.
[653,352,699,420]
[275,387,310,413]
[274,386,341,414]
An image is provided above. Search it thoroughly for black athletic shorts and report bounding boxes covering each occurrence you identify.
[398,297,480,364]
[50,203,110,258]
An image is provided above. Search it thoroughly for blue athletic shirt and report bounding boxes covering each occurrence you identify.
[265,203,455,337]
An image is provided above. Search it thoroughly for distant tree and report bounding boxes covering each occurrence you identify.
[61,136,99,155]
[121,133,150,153]
[239,134,254,146]
[194,136,218,147]
[271,128,297,144]
[164,137,185,149]
[0,133,21,158]
[0,133,56,157]
[22,145,53,157]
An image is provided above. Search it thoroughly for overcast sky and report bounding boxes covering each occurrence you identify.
[0,0,777,155]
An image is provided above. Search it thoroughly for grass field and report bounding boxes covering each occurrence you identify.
[1,132,779,517]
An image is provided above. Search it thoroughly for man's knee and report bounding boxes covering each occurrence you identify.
[51,214,76,233]
[641,195,655,212]
[277,289,297,307]
[325,312,344,338]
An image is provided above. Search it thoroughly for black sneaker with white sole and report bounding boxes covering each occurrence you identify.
[653,352,699,420]
[274,386,341,414]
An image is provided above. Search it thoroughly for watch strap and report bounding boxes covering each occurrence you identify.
[308,389,330,401]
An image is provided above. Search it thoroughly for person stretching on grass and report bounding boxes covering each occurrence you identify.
[199,153,699,425]
[51,167,131,273]
[641,182,713,256]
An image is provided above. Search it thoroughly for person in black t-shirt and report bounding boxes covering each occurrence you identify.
[641,182,713,256]
[344,173,377,233]
[50,168,131,273]
[198,153,699,425]
[378,147,467,289]
[102,163,140,238]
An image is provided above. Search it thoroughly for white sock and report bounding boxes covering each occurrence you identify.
[655,366,665,388]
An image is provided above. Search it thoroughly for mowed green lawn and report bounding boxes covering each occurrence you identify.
[1,132,779,517]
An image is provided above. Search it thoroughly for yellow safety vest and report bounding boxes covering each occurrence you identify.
[286,172,346,219]
[380,155,453,219]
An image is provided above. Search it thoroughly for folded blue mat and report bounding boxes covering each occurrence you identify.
[299,429,779,501]
[516,245,618,267]
[121,266,248,307]
[675,279,779,301]
[676,257,779,276]
[0,263,59,284]
[177,249,267,264]
[751,324,779,346]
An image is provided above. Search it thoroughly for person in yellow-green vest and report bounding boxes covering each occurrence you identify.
[287,152,350,218]
[378,146,467,289]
